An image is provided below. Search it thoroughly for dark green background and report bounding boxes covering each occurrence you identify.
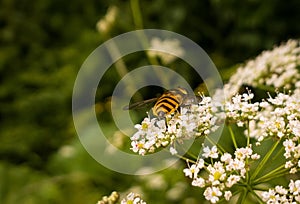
[0,0,299,203]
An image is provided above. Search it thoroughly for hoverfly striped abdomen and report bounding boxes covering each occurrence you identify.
[152,87,188,117]
[123,87,197,118]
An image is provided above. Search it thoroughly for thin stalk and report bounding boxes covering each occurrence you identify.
[174,140,198,160]
[104,39,142,100]
[184,150,198,160]
[205,136,226,153]
[228,125,238,149]
[253,186,272,191]
[253,164,285,184]
[130,0,143,29]
[255,171,290,184]
[271,145,284,161]
[246,120,250,146]
[253,166,289,184]
[237,189,248,204]
[244,121,251,183]
[130,0,170,87]
[251,139,281,180]
[173,153,196,163]
[249,189,265,204]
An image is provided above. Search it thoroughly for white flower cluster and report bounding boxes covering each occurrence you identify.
[261,180,300,203]
[283,139,300,174]
[214,39,300,100]
[96,191,119,204]
[130,97,221,155]
[129,37,300,202]
[148,37,185,64]
[96,6,118,35]
[183,145,260,203]
[247,92,300,142]
[120,192,146,204]
[225,92,259,127]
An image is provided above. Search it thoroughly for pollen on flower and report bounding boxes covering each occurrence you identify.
[130,96,222,155]
[182,144,259,202]
[204,187,222,203]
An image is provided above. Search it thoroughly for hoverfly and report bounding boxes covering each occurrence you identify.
[123,87,198,118]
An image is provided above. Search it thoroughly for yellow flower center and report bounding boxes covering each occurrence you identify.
[142,122,148,130]
[214,171,222,180]
[275,121,281,129]
[137,143,144,149]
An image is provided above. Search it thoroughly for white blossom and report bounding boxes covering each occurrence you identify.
[214,39,300,100]
[96,6,118,34]
[148,37,185,64]
[121,192,146,204]
[202,145,219,159]
[183,164,200,179]
[224,191,232,201]
[261,180,300,203]
[192,177,206,188]
[204,187,222,203]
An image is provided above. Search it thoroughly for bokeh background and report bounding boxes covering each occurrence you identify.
[1,0,300,203]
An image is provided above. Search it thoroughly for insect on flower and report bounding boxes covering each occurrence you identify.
[123,87,199,118]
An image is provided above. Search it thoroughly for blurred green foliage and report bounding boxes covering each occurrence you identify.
[0,0,300,203]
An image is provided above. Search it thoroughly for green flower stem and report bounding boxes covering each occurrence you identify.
[253,164,287,184]
[237,183,264,204]
[174,140,199,160]
[185,151,198,160]
[176,154,197,163]
[228,125,238,149]
[253,164,288,184]
[104,36,143,101]
[271,145,284,161]
[245,121,251,183]
[205,136,226,153]
[105,41,129,77]
[130,0,143,29]
[237,188,248,204]
[255,170,289,184]
[130,0,170,86]
[253,186,272,191]
[251,139,281,180]
[246,120,250,146]
[249,189,265,204]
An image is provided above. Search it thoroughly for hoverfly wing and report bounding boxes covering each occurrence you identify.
[180,95,202,109]
[123,97,158,110]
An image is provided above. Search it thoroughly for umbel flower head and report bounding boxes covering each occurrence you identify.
[214,39,300,100]
[183,145,260,203]
[130,90,300,203]
[128,39,300,203]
